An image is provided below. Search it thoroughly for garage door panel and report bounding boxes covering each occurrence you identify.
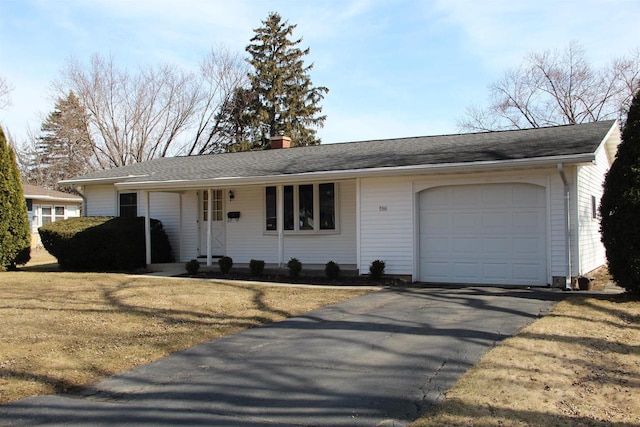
[422,237,450,253]
[482,212,509,228]
[513,263,543,281]
[452,213,477,228]
[452,262,481,280]
[422,212,450,229]
[420,183,547,286]
[513,237,542,254]
[452,187,478,206]
[483,263,509,280]
[483,238,509,254]
[453,237,480,254]
[422,262,451,279]
[482,186,509,205]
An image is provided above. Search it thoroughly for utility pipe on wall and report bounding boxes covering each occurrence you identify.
[557,163,572,290]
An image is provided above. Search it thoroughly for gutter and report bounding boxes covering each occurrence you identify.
[557,163,572,290]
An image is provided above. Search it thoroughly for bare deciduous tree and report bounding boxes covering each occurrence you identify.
[58,55,200,168]
[184,46,249,155]
[459,42,640,132]
[0,76,14,110]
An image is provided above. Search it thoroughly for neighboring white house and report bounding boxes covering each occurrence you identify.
[60,120,621,287]
[23,184,83,247]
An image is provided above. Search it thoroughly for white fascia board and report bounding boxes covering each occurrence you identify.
[59,174,149,186]
[113,153,596,191]
[24,195,82,203]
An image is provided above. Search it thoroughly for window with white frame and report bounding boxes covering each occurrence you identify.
[41,206,52,225]
[265,183,337,232]
[119,193,138,218]
[55,206,65,221]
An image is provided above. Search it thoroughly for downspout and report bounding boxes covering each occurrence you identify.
[557,163,572,290]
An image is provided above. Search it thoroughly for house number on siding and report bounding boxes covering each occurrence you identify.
[379,206,388,211]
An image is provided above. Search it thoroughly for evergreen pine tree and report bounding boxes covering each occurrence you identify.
[0,126,31,270]
[246,12,328,148]
[25,91,94,189]
[600,90,640,296]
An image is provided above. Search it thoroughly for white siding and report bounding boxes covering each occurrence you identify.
[180,191,199,262]
[224,180,357,265]
[141,192,182,263]
[84,185,117,216]
[577,146,609,273]
[360,176,414,275]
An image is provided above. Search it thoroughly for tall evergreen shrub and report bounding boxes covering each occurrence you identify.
[600,90,640,296]
[0,126,31,270]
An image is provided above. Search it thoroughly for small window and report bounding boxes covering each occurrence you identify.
[298,184,314,230]
[592,196,597,219]
[265,187,277,231]
[55,206,65,220]
[284,186,294,230]
[119,193,138,218]
[319,183,335,230]
[41,206,52,225]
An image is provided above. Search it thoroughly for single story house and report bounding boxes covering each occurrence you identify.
[60,120,620,287]
[22,184,83,247]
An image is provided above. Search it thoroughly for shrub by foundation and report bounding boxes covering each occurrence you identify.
[185,259,200,275]
[325,260,340,280]
[250,259,265,276]
[369,260,386,280]
[218,256,233,274]
[38,217,173,271]
[287,258,302,278]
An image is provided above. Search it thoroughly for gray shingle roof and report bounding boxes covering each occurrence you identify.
[22,184,83,202]
[62,120,616,185]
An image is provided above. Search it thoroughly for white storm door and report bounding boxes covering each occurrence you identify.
[199,190,225,256]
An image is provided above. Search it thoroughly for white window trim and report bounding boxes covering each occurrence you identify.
[118,191,139,217]
[264,182,339,235]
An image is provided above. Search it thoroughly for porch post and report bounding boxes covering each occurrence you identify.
[143,190,151,265]
[207,188,213,267]
[277,185,284,268]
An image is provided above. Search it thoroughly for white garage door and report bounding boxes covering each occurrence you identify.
[419,183,547,286]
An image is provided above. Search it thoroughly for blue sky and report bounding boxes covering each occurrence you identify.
[1,0,638,147]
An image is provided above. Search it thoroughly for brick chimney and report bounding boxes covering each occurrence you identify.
[269,134,291,149]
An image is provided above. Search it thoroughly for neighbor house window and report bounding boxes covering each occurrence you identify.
[41,206,52,225]
[54,206,65,221]
[119,193,138,218]
[265,183,336,232]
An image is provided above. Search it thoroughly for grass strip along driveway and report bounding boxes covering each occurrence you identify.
[411,292,640,426]
[0,269,370,405]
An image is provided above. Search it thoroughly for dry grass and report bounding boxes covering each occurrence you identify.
[411,291,640,426]
[0,250,370,405]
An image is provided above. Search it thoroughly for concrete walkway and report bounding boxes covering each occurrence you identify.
[0,286,568,426]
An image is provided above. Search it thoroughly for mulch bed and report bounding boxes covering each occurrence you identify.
[175,270,406,287]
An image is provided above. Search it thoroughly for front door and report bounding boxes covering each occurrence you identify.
[199,190,225,257]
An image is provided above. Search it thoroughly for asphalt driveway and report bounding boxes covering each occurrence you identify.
[0,286,565,426]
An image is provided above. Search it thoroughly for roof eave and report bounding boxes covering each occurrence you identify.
[23,195,83,203]
[113,153,597,190]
